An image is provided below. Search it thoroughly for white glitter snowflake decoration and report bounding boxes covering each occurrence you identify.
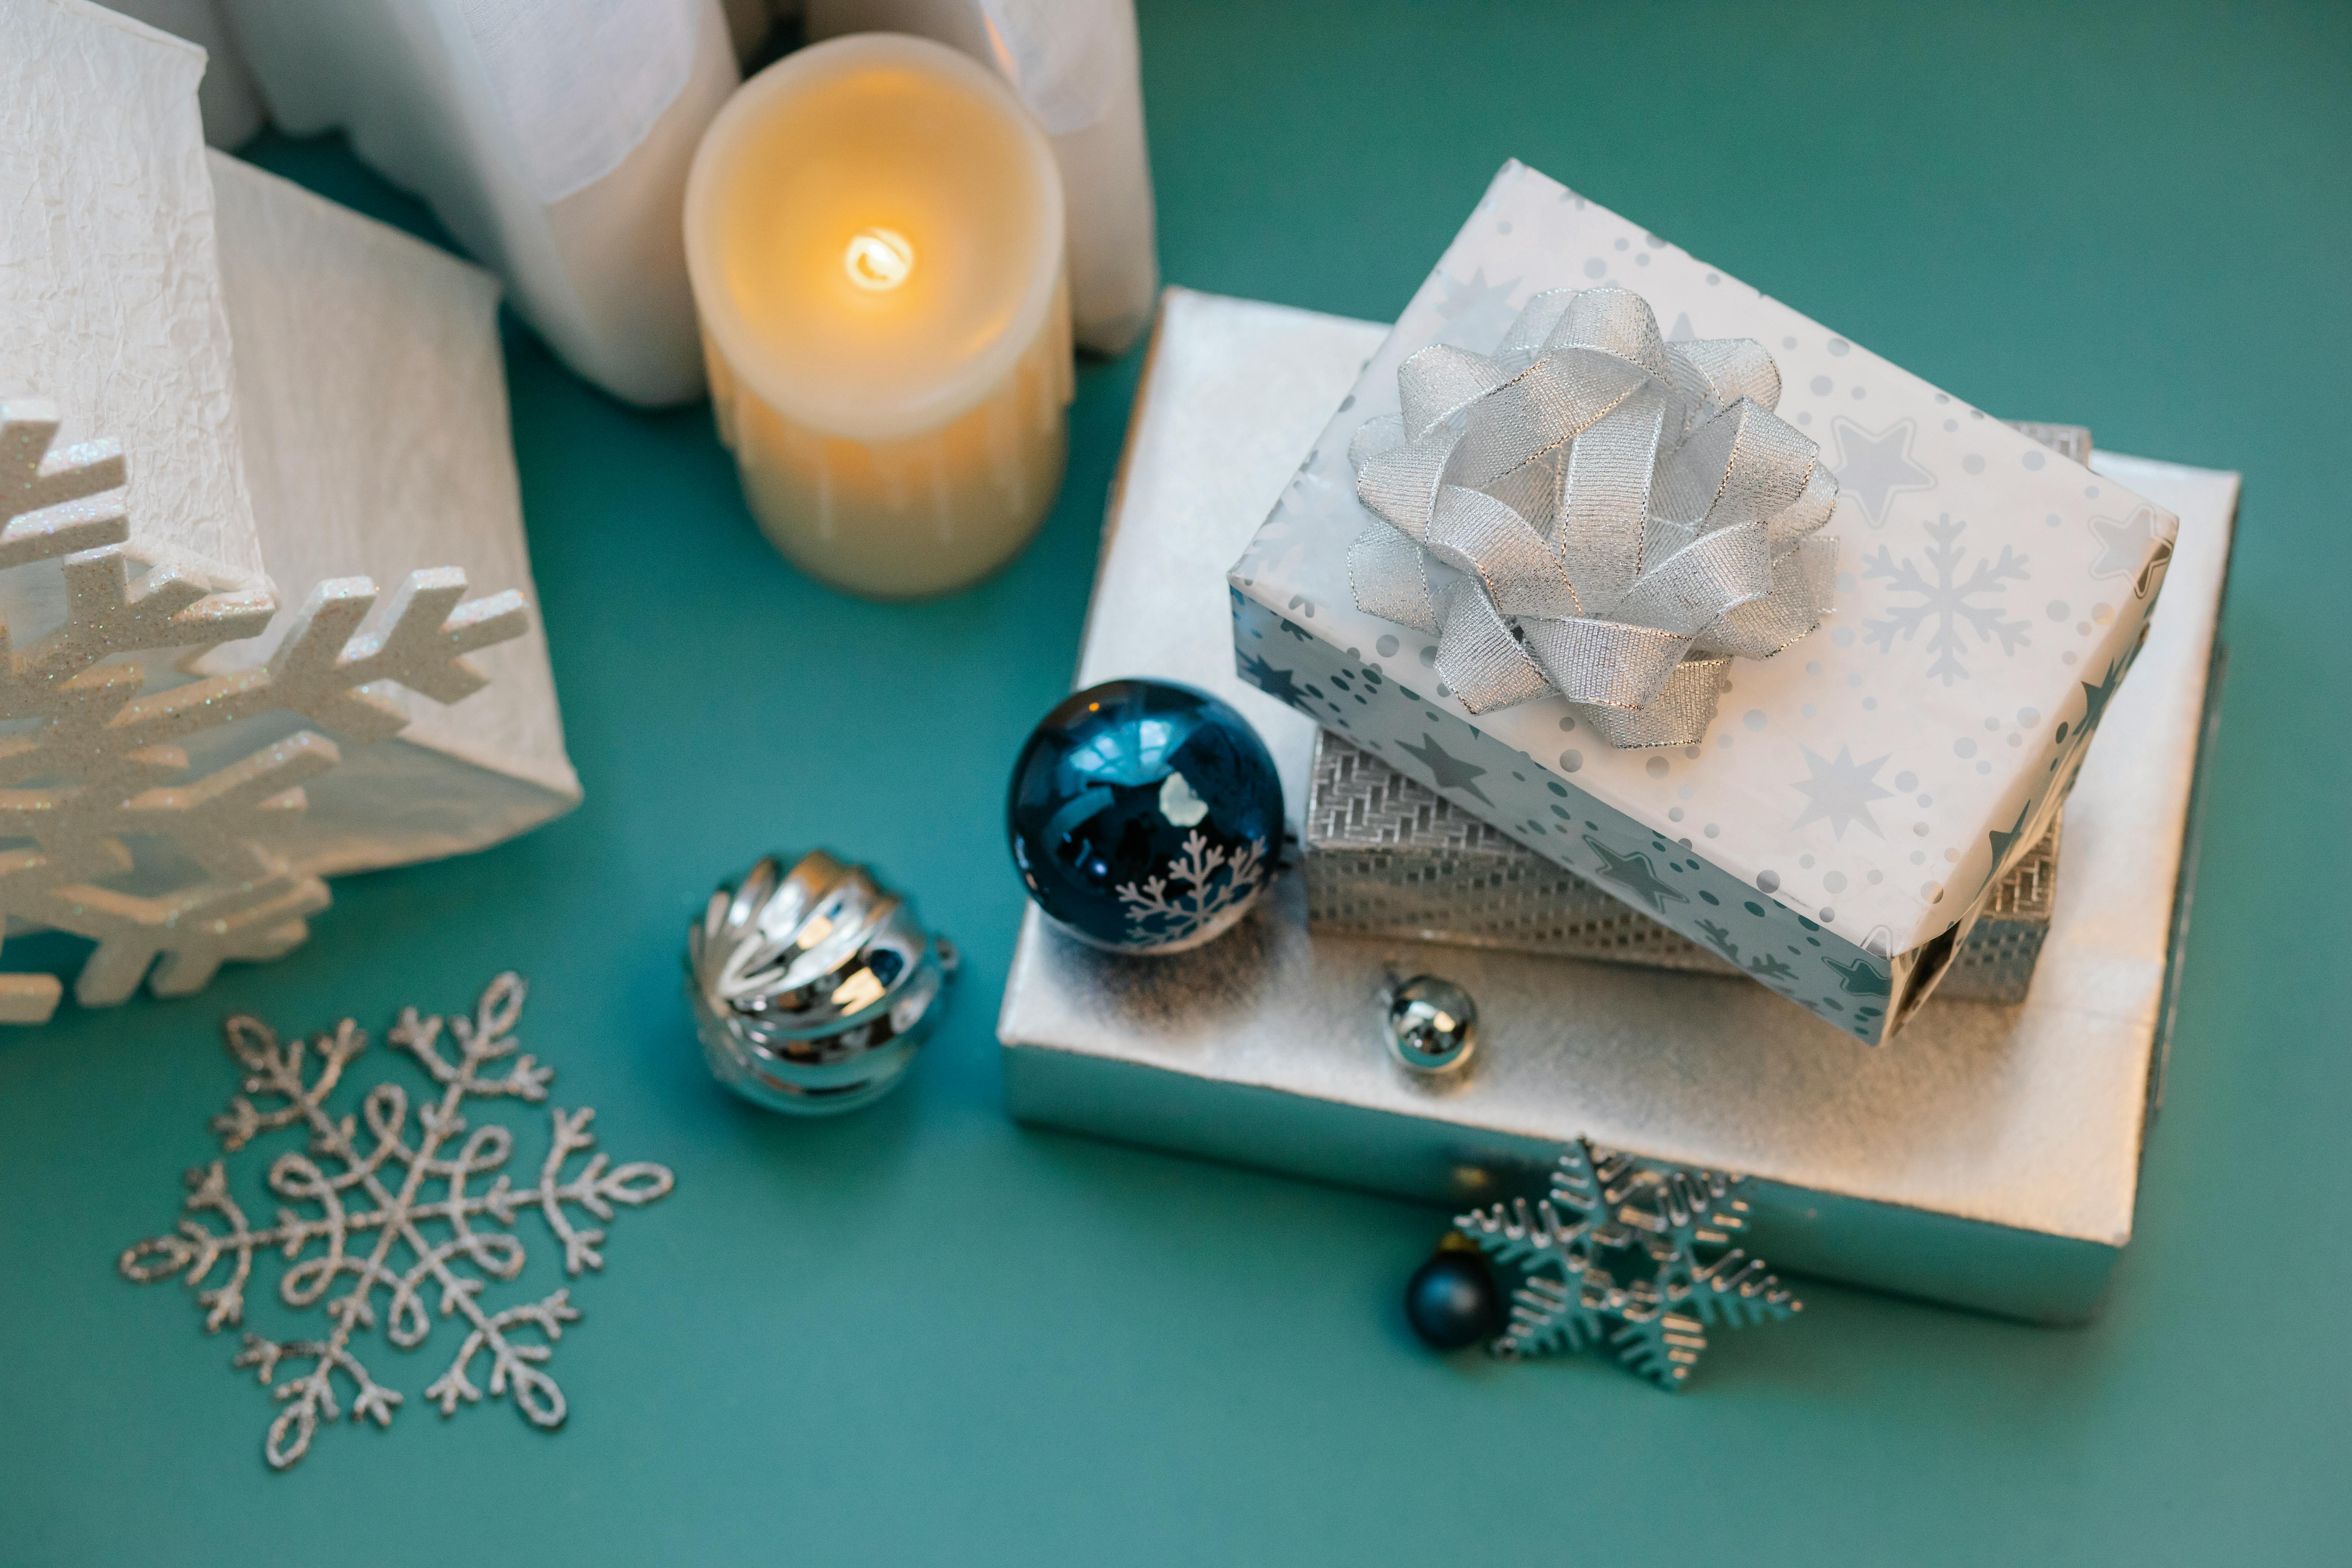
[1456,1138,1800,1388]
[0,398,529,1023]
[120,973,674,1469]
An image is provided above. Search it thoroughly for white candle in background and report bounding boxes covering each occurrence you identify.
[222,0,738,407]
[807,0,1159,355]
[684,34,1072,599]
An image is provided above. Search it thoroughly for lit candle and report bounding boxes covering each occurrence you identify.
[806,0,1162,354]
[685,34,1072,599]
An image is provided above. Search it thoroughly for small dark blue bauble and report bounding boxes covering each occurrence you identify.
[1007,679,1282,955]
[1405,1250,1503,1351]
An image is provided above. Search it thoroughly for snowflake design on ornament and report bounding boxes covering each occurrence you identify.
[1455,1139,1800,1389]
[1114,830,1266,947]
[0,400,528,1023]
[1857,514,2030,684]
[119,974,674,1470]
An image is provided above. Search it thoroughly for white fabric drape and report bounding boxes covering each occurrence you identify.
[224,0,738,406]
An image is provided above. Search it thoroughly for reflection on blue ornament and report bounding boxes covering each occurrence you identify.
[1007,679,1282,954]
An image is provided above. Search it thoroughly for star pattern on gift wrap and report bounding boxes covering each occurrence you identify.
[2088,507,2173,598]
[1582,833,1687,914]
[0,398,530,1021]
[1396,732,1491,805]
[1829,417,1934,527]
[1790,744,1894,840]
[1432,268,1522,346]
[1984,799,2036,885]
[2073,655,2127,740]
[1454,1139,1801,1388]
[1822,954,1892,997]
[1973,785,2060,908]
[1237,651,1303,708]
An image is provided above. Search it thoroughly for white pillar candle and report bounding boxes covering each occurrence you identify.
[685,33,1072,599]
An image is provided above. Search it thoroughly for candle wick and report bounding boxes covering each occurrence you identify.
[845,227,914,292]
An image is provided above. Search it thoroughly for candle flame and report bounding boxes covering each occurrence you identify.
[844,227,914,292]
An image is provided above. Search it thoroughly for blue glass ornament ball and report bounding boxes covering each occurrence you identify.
[1405,1250,1503,1351]
[1007,679,1282,955]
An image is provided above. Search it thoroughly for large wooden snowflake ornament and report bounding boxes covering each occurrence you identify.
[1456,1138,1802,1388]
[121,974,675,1470]
[0,398,528,1023]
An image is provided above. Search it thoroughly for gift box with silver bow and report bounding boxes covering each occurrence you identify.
[1303,422,2098,1004]
[1228,159,2179,1044]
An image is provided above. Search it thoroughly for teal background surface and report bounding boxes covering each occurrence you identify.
[3,2,2346,1561]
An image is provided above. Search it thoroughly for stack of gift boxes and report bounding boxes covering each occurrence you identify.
[999,162,2236,1325]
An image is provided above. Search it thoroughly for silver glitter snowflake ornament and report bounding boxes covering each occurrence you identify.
[1455,1138,1800,1388]
[120,973,674,1469]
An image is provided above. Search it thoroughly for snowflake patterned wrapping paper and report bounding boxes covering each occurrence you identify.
[1228,161,2177,1044]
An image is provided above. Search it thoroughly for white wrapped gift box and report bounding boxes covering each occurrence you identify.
[206,153,581,873]
[1228,161,2178,1045]
[1,2,578,906]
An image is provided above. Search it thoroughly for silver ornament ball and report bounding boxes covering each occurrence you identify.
[1384,974,1478,1075]
[686,850,957,1115]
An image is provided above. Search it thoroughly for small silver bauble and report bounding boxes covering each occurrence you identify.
[1384,974,1477,1075]
[686,850,957,1115]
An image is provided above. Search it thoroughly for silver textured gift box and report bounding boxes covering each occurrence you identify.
[1305,729,2060,1003]
[999,288,2237,1323]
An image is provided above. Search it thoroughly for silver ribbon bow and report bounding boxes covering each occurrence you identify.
[1347,286,1839,746]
